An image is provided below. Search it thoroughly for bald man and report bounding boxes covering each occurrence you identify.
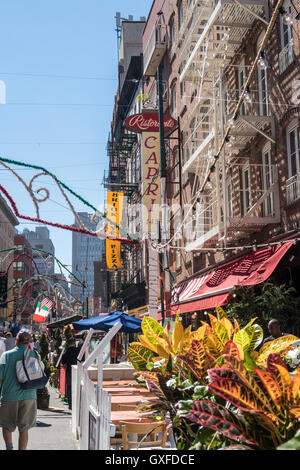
[262,319,289,346]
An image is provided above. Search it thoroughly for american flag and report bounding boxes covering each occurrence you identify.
[40,298,53,311]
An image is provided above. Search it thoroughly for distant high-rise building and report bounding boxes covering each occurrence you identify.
[23,227,55,276]
[71,213,104,314]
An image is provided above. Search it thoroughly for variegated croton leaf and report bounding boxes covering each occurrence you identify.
[177,355,205,383]
[178,339,215,383]
[222,355,275,414]
[144,379,167,401]
[127,343,156,371]
[182,400,261,448]
[207,366,240,383]
[267,353,289,374]
[138,371,160,383]
[208,377,267,414]
[222,340,241,360]
[219,445,254,450]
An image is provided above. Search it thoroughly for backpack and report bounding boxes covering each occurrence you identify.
[16,347,48,390]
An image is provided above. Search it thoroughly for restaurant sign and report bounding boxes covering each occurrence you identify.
[124,113,177,134]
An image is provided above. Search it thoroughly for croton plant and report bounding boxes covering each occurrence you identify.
[128,307,300,450]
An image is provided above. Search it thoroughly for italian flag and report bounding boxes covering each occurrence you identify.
[33,301,50,323]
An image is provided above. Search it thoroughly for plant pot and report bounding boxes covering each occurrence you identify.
[37,395,50,410]
[37,387,50,410]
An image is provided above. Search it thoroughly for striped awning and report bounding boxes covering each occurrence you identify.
[170,240,294,315]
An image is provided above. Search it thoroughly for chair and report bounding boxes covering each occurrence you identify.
[111,402,139,411]
[119,421,167,450]
[117,404,138,411]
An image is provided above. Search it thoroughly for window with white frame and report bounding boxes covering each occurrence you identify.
[226,178,233,219]
[241,164,251,216]
[280,1,293,49]
[287,121,300,178]
[171,82,177,118]
[238,58,247,115]
[178,1,184,32]
[170,18,175,48]
[257,32,269,116]
[279,0,294,73]
[176,243,181,270]
[262,143,274,216]
[223,83,230,119]
[180,80,186,109]
[190,117,198,154]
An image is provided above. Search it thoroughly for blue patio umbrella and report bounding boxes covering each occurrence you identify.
[72,311,142,334]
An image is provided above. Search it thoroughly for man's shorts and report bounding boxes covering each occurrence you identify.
[0,399,37,432]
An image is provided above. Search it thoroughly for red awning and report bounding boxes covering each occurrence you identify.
[169,240,294,316]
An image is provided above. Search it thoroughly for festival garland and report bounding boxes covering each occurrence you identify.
[0,157,140,245]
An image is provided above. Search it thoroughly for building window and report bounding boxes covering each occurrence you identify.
[176,243,181,270]
[170,19,175,47]
[13,261,24,272]
[257,32,269,116]
[180,81,186,110]
[238,58,247,115]
[287,122,300,178]
[171,83,177,118]
[223,83,230,118]
[190,117,198,155]
[178,1,184,32]
[241,164,251,216]
[279,0,294,73]
[280,1,293,48]
[262,143,274,216]
[227,179,233,219]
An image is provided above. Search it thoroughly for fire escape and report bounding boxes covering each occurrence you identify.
[178,0,281,251]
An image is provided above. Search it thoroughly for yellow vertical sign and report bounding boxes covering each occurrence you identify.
[106,191,124,270]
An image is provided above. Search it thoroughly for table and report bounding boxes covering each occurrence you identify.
[110,410,154,425]
[110,394,158,411]
[102,380,135,388]
[100,387,153,396]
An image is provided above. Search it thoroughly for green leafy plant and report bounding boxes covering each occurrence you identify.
[277,432,300,450]
[54,328,62,358]
[128,308,299,450]
[226,280,300,336]
[63,325,72,351]
[284,346,300,372]
[37,333,51,409]
[181,354,300,449]
[39,333,51,379]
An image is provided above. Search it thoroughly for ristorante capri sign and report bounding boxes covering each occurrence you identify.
[124,113,177,134]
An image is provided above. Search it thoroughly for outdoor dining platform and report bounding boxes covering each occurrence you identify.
[71,315,172,449]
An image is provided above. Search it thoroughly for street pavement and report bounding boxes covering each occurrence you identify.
[0,386,79,451]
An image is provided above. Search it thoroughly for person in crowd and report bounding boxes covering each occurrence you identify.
[61,337,80,410]
[5,332,16,352]
[0,332,6,358]
[32,335,40,352]
[262,319,289,346]
[0,330,37,450]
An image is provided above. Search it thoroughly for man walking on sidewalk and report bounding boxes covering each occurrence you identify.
[0,330,37,450]
[61,337,80,410]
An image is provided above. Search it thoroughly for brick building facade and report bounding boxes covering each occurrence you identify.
[106,0,300,324]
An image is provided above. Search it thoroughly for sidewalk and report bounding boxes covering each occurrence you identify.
[1,386,79,451]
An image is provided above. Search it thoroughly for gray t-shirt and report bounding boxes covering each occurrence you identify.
[5,337,16,351]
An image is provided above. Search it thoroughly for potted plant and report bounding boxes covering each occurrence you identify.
[53,327,62,364]
[37,334,51,409]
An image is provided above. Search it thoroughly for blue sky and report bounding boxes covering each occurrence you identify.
[0,0,151,272]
